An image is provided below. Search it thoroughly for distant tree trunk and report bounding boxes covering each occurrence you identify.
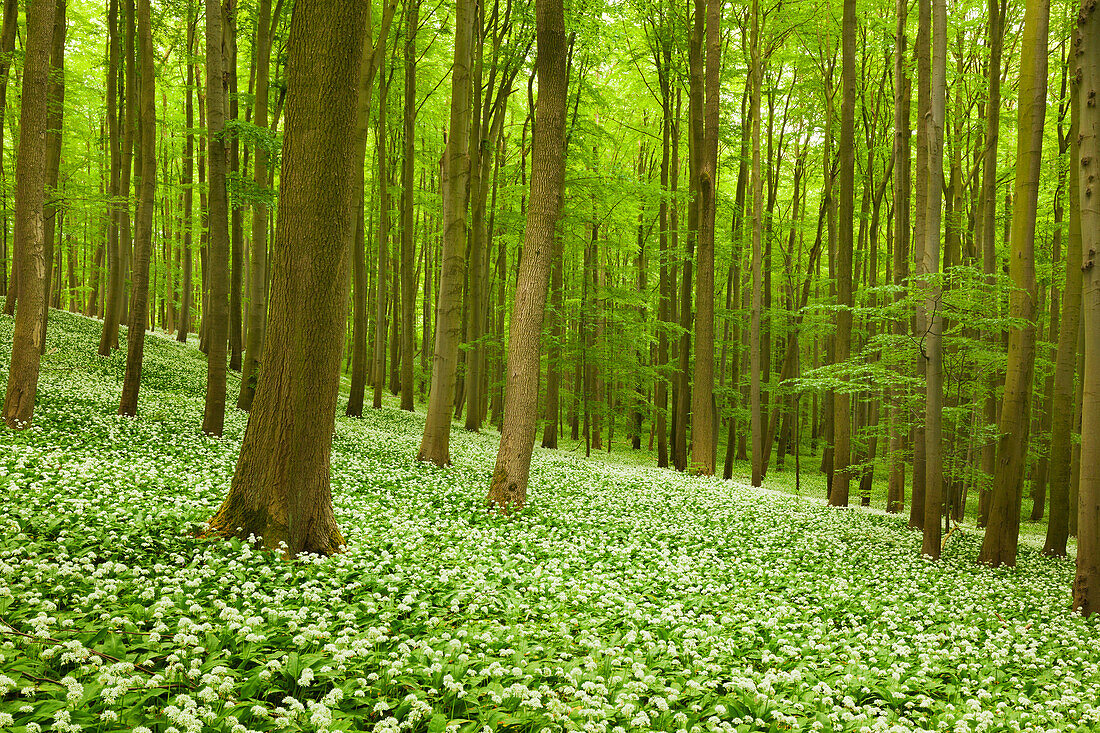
[400,0,419,412]
[119,0,155,417]
[908,0,930,530]
[38,1,65,355]
[1045,76,1082,558]
[920,0,946,559]
[201,0,232,437]
[97,0,123,354]
[0,0,18,302]
[225,0,243,373]
[1074,0,1100,614]
[372,54,391,410]
[541,235,563,448]
[886,0,910,514]
[979,0,1047,568]
[829,0,856,507]
[237,0,275,410]
[208,0,366,557]
[1,0,57,428]
[486,0,568,510]
[418,0,474,466]
[654,30,672,469]
[178,11,196,344]
[748,0,764,487]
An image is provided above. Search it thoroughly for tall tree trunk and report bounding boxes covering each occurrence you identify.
[1074,0,1100,614]
[979,0,1048,568]
[0,0,18,302]
[2,0,57,428]
[921,0,946,559]
[372,55,391,410]
[237,0,276,410]
[486,0,568,509]
[978,0,1006,523]
[225,0,243,373]
[208,0,367,558]
[748,0,764,486]
[201,0,232,436]
[541,234,563,448]
[400,0,419,411]
[887,0,911,513]
[97,0,123,355]
[178,12,195,344]
[1045,75,1082,558]
[38,1,66,354]
[119,0,155,417]
[418,0,474,466]
[829,0,856,507]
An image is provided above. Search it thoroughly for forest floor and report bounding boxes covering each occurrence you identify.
[1,306,1097,733]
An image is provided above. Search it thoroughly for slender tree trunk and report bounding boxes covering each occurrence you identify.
[201,0,232,436]
[829,0,856,507]
[237,0,275,410]
[979,0,1048,568]
[419,0,474,465]
[37,1,65,356]
[921,0,946,559]
[208,0,367,557]
[225,0,243,373]
[97,0,123,355]
[486,0,568,509]
[887,0,910,514]
[400,0,419,412]
[541,234,563,448]
[0,0,18,303]
[177,17,194,344]
[748,0,764,487]
[1045,78,1082,557]
[119,0,155,417]
[372,55,391,410]
[2,0,57,428]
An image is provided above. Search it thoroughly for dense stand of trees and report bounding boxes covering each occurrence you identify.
[1,0,1099,611]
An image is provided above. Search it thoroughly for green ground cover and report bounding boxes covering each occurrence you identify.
[1,308,1096,733]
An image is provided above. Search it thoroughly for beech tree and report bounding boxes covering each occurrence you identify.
[208,0,368,557]
[2,0,57,429]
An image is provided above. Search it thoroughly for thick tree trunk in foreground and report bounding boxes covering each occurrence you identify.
[1074,0,1100,615]
[2,0,57,428]
[38,1,65,355]
[920,0,946,559]
[486,0,568,510]
[208,0,367,557]
[980,0,1047,568]
[418,0,474,466]
[201,0,231,436]
[119,0,156,417]
[237,0,275,411]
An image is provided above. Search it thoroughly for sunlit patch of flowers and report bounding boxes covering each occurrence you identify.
[2,308,1100,732]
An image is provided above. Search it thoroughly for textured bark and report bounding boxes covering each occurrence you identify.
[372,58,390,411]
[979,0,1047,568]
[237,0,275,410]
[688,0,720,475]
[829,0,856,507]
[225,0,243,373]
[1045,78,1082,558]
[418,0,474,466]
[921,0,946,559]
[119,0,155,417]
[2,0,57,428]
[208,0,367,557]
[486,0,568,510]
[1074,0,1100,614]
[201,0,232,437]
